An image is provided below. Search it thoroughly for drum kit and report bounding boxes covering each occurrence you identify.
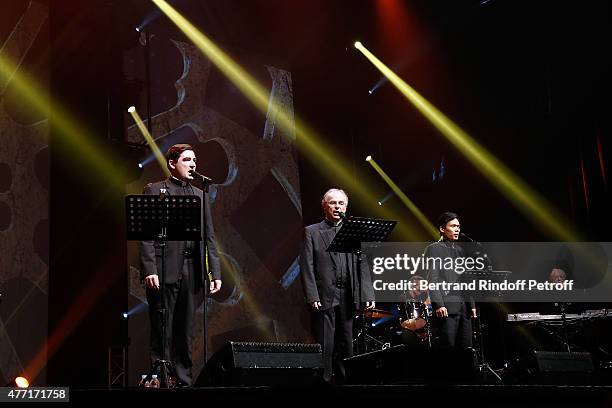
[357,300,434,352]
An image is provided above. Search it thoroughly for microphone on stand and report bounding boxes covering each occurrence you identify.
[460,232,485,250]
[334,211,347,219]
[189,170,213,183]
[460,233,484,249]
[460,232,475,242]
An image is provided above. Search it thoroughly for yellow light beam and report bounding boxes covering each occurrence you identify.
[128,107,170,177]
[215,245,274,340]
[366,156,438,239]
[0,54,126,189]
[152,0,424,241]
[355,42,579,241]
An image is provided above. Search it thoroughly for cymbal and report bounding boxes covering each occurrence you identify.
[363,308,393,318]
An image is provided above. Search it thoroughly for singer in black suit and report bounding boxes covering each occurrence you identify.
[425,212,476,348]
[300,188,375,383]
[139,143,222,387]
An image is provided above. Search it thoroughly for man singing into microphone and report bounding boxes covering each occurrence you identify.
[425,211,476,348]
[300,188,375,383]
[139,143,222,387]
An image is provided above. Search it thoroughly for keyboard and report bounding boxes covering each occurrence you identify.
[506,309,612,322]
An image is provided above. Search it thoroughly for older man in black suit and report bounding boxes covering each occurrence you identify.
[139,143,221,387]
[300,188,375,383]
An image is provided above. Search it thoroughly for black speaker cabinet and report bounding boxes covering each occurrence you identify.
[509,351,597,385]
[196,342,324,386]
[533,351,594,373]
[343,345,478,384]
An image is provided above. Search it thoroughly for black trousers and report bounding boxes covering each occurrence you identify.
[311,288,355,383]
[436,302,473,348]
[146,260,196,385]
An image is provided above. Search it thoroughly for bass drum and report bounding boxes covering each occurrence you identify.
[398,328,428,348]
[398,301,430,348]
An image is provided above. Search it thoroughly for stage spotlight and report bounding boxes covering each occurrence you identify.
[6,376,29,388]
[15,377,29,388]
[109,140,145,183]
[369,78,386,95]
[136,8,163,35]
[137,162,144,169]
[124,301,149,318]
[367,156,437,238]
[128,106,169,176]
[354,41,362,49]
[377,192,395,207]
[135,26,141,33]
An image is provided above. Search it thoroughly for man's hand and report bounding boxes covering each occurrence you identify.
[144,274,160,290]
[209,279,222,294]
[310,301,322,310]
[436,306,448,318]
[471,308,478,319]
[365,301,375,309]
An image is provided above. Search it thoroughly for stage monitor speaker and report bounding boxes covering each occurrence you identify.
[512,351,597,385]
[533,351,594,373]
[343,345,477,384]
[195,342,324,386]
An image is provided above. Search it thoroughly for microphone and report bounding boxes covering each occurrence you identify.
[190,170,213,183]
[334,211,347,219]
[460,232,474,242]
[460,232,484,250]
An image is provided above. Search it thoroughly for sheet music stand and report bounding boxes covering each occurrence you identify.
[126,194,202,388]
[327,216,396,355]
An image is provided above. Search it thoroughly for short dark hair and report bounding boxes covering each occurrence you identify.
[437,211,459,233]
[165,144,194,170]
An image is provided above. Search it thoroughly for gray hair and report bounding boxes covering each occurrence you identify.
[321,188,348,206]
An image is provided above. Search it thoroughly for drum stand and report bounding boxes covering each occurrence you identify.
[424,309,433,348]
[355,313,393,352]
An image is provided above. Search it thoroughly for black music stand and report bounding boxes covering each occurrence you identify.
[327,216,397,355]
[126,194,202,388]
[461,269,512,383]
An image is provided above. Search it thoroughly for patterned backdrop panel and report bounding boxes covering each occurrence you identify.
[0,0,49,386]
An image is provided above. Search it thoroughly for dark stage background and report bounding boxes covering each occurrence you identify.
[0,0,610,386]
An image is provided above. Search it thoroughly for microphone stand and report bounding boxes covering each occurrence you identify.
[460,233,502,383]
[144,188,178,388]
[191,171,214,363]
[337,212,365,355]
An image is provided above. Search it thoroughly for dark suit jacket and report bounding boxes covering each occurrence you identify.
[139,178,221,285]
[425,240,475,315]
[300,220,375,310]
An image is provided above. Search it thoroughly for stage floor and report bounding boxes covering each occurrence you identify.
[70,384,612,406]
